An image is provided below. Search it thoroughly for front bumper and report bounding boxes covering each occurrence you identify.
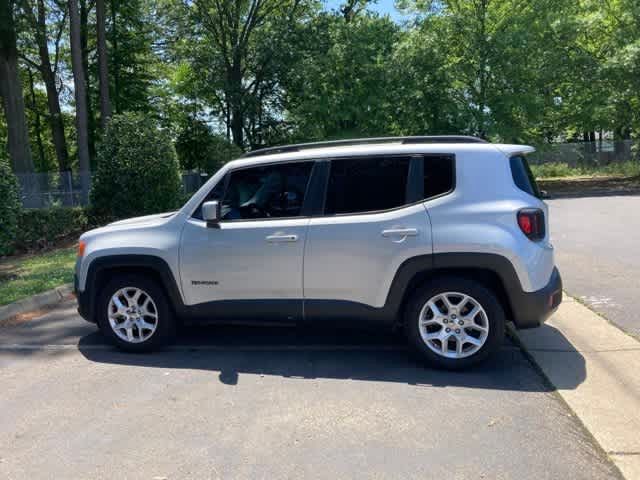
[510,267,562,329]
[74,274,94,323]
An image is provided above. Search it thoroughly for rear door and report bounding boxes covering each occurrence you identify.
[303,155,433,312]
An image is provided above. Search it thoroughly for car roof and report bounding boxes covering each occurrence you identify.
[226,141,535,170]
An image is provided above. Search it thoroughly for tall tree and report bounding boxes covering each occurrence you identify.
[190,0,312,148]
[96,0,111,128]
[0,0,34,173]
[68,0,90,199]
[21,0,70,172]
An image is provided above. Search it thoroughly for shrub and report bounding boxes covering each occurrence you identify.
[13,207,88,252]
[0,158,21,256]
[90,112,183,220]
[175,116,242,174]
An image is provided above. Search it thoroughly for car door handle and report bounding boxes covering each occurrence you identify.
[266,234,299,243]
[381,228,418,237]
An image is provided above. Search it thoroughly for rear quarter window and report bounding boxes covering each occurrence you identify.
[510,155,541,198]
[423,155,455,199]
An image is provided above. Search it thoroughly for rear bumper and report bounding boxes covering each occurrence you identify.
[510,267,562,329]
[74,274,95,323]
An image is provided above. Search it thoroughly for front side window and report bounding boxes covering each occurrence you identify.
[220,162,313,220]
[324,156,411,215]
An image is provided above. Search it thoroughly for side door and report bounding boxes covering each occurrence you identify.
[179,160,316,321]
[303,155,433,314]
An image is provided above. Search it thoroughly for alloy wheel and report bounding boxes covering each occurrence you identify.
[107,287,159,343]
[418,291,490,359]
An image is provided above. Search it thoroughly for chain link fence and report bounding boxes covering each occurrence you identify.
[16,171,210,209]
[14,141,639,208]
[528,140,638,166]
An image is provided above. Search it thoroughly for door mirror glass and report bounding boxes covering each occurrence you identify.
[202,200,221,226]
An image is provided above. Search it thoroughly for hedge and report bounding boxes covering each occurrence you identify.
[0,159,21,256]
[90,112,183,221]
[13,207,89,253]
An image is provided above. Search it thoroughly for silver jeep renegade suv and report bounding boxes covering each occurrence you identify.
[75,136,562,369]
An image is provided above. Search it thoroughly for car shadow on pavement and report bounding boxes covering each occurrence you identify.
[76,323,586,393]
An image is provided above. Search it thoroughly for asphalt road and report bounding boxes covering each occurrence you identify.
[548,195,640,337]
[0,299,621,479]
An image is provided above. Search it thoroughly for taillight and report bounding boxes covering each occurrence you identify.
[517,209,545,241]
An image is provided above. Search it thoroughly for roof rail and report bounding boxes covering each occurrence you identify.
[242,135,487,158]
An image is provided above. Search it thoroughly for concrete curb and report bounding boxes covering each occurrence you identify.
[0,284,73,325]
[511,294,640,480]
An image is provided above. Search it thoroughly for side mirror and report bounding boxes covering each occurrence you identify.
[202,200,221,227]
[540,189,549,199]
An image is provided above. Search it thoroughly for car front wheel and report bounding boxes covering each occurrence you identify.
[97,274,175,352]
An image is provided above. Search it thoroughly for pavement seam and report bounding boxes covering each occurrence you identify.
[569,291,640,343]
[527,347,640,353]
[509,302,637,480]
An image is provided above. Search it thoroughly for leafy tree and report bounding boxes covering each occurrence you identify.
[19,0,71,173]
[175,116,242,173]
[1,0,34,173]
[90,112,182,220]
[283,13,400,140]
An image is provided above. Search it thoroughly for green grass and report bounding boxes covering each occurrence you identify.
[531,160,640,179]
[0,247,76,306]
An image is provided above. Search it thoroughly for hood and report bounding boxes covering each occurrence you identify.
[107,211,177,227]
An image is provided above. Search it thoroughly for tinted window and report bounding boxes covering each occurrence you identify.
[510,155,541,198]
[423,155,454,199]
[325,156,410,215]
[192,176,226,220]
[221,162,313,220]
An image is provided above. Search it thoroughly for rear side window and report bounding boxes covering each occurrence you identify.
[510,155,541,198]
[325,156,411,215]
[423,155,455,199]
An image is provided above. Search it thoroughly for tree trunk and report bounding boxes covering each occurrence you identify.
[80,0,95,161]
[96,0,111,129]
[229,61,244,148]
[27,68,46,169]
[0,0,34,174]
[110,0,120,113]
[34,0,70,173]
[69,0,91,202]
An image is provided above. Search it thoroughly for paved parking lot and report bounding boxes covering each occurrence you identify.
[0,298,621,479]
[548,195,640,337]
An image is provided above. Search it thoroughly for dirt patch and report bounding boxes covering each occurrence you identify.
[539,175,640,198]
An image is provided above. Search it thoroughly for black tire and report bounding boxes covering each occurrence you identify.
[404,276,505,370]
[96,274,175,352]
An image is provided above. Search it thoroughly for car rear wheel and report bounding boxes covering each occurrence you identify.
[405,277,505,369]
[97,274,175,352]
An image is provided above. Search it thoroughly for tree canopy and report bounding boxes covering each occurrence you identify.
[1,0,639,175]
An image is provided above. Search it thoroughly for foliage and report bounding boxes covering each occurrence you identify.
[531,160,640,179]
[90,112,182,220]
[0,247,76,305]
[4,0,640,179]
[13,207,88,252]
[175,116,242,173]
[0,158,22,256]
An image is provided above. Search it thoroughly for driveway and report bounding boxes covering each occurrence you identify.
[0,298,620,479]
[548,195,640,337]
